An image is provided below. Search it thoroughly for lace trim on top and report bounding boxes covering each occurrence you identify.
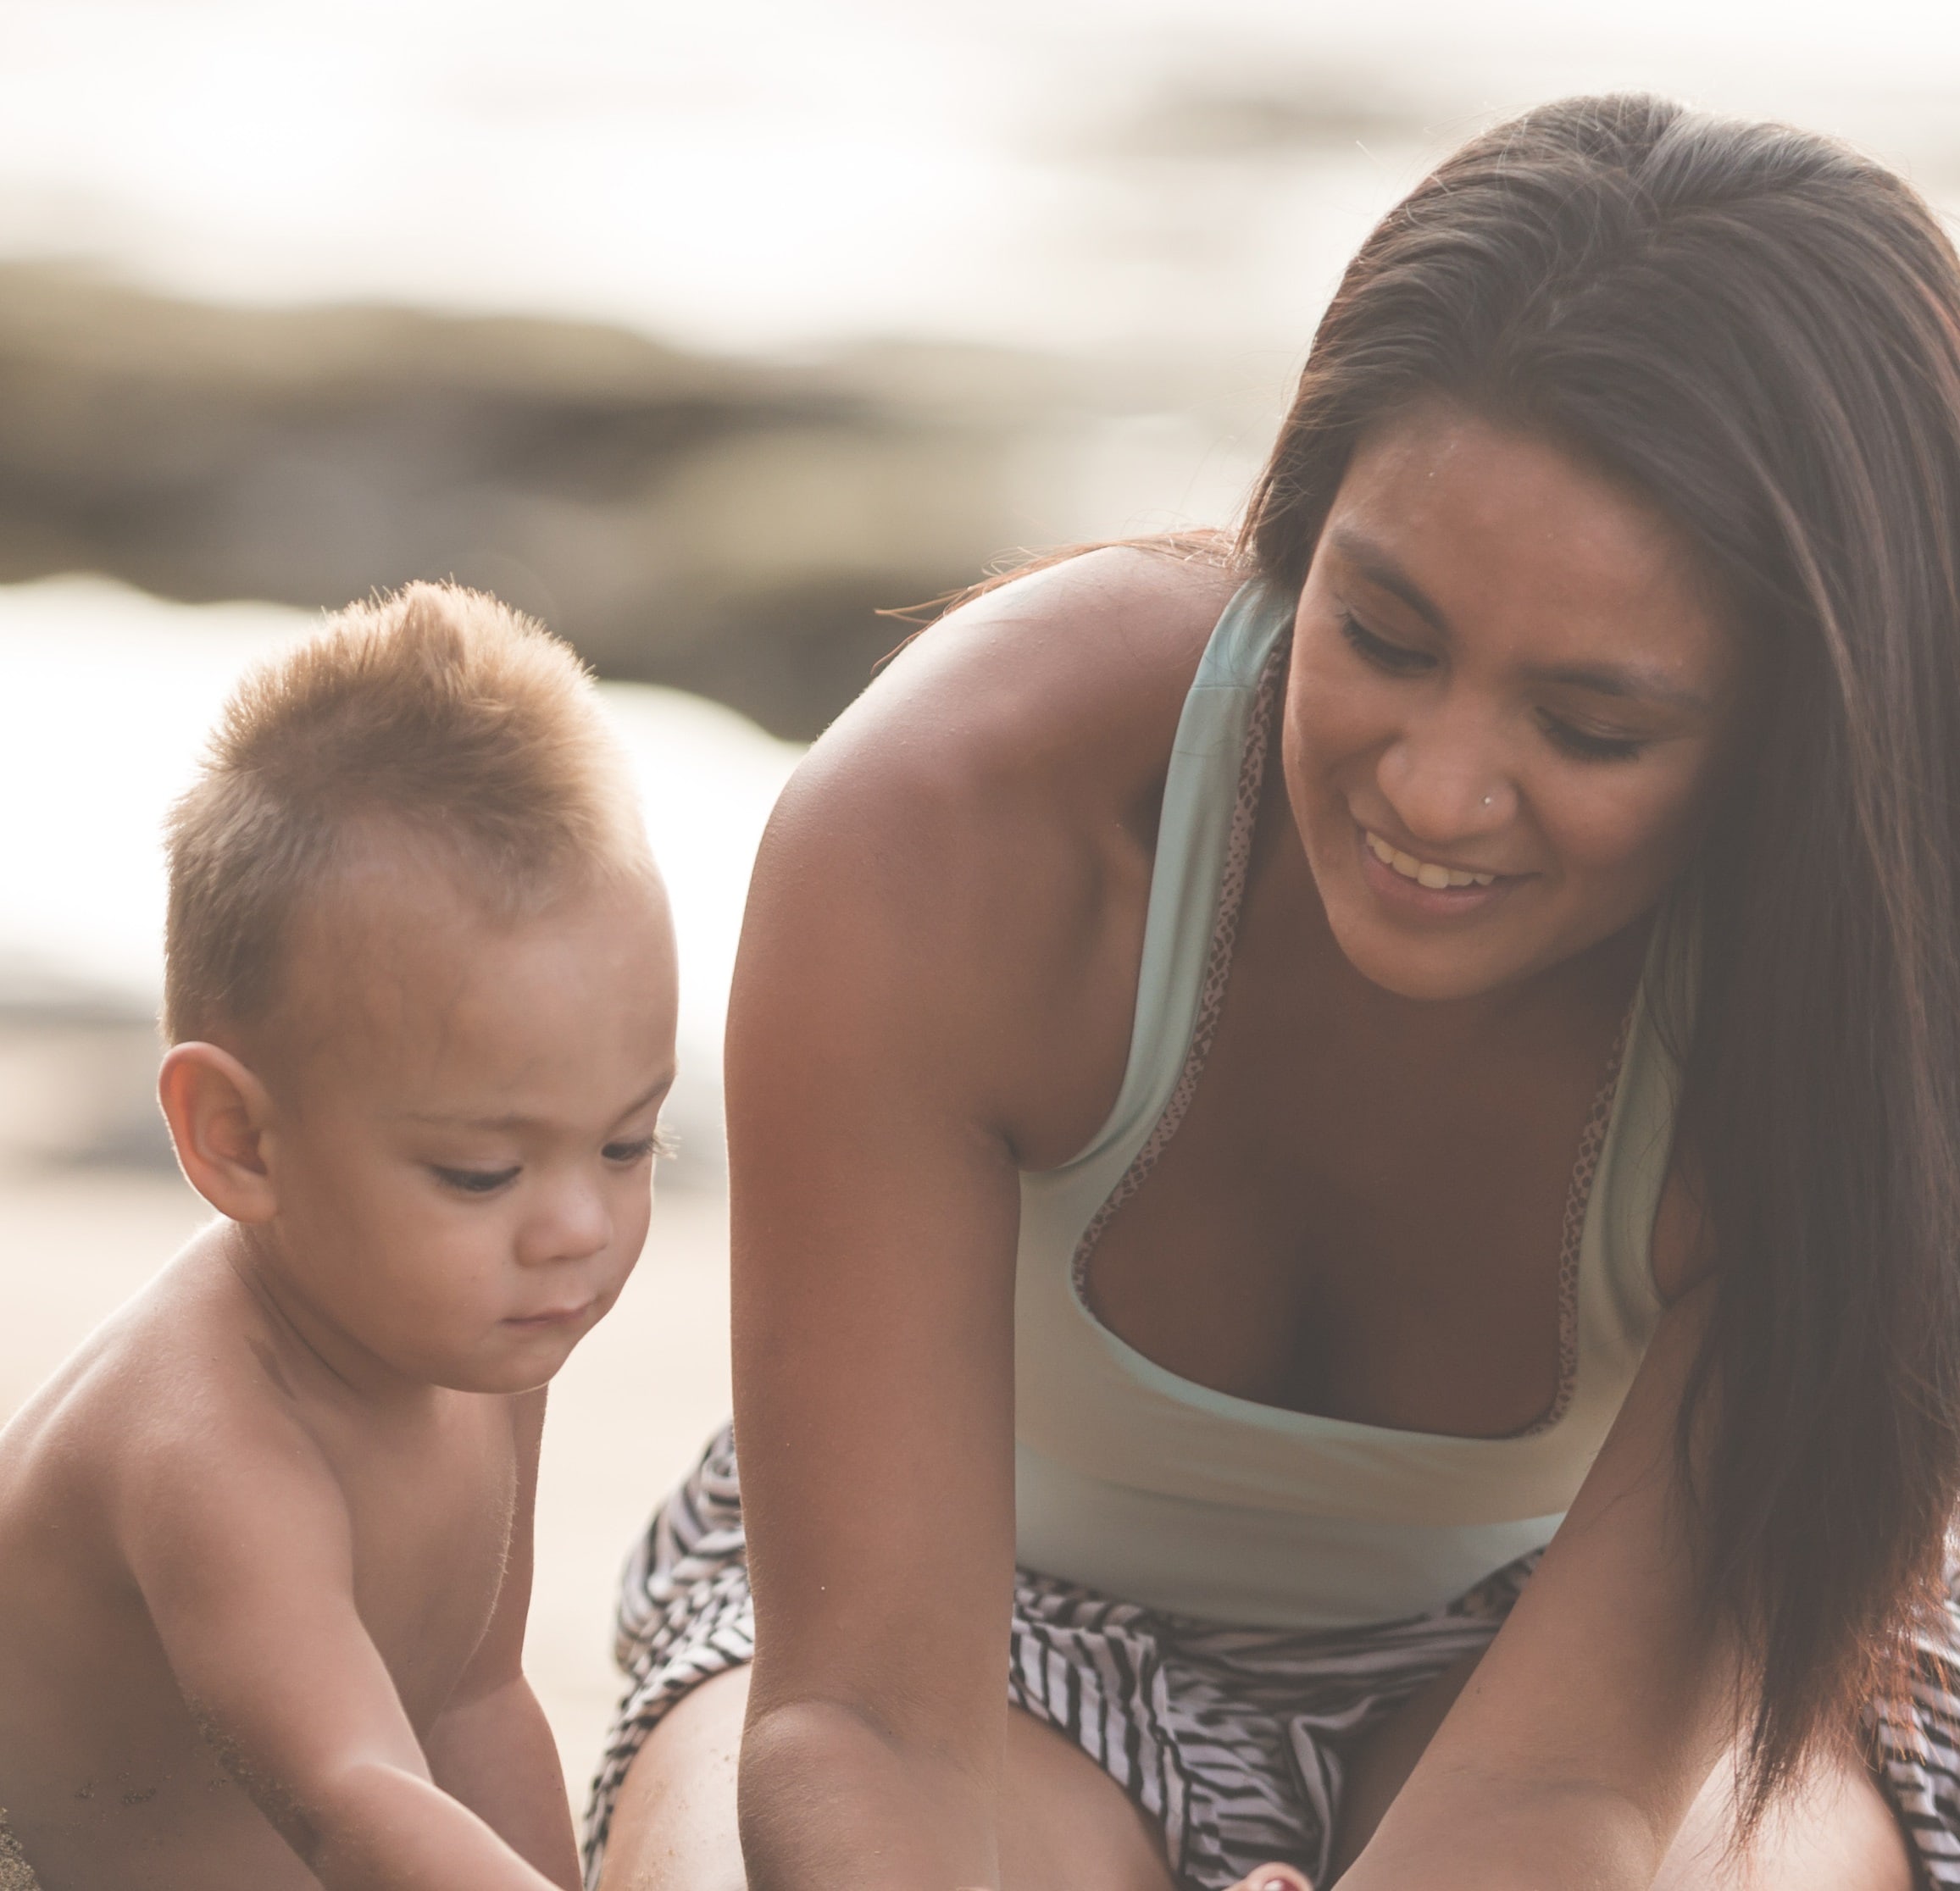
[1069,638,1632,1440]
[1069,640,1287,1284]
[1530,1009,1631,1434]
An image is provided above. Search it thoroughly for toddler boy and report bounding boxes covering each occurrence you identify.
[0,584,678,1890]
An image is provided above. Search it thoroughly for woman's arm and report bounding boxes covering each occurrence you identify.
[729,761,1058,1891]
[1338,1281,1734,1891]
[724,555,1224,1891]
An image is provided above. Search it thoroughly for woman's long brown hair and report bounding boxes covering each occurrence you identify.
[1244,94,1960,1814]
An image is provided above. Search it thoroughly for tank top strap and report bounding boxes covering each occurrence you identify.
[1054,578,1294,1191]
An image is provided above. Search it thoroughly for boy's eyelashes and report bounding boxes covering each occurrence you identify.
[426,1131,670,1195]
[602,1133,668,1166]
[431,1163,522,1195]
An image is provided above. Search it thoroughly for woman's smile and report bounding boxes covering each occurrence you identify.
[1361,827,1498,890]
[1354,821,1520,918]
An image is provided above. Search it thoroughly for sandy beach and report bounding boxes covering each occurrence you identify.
[0,1160,733,1817]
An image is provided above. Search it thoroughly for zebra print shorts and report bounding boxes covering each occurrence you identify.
[584,1425,1960,1890]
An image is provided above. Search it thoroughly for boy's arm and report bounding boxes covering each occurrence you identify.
[422,1389,580,1889]
[423,1680,577,1888]
[116,1411,569,1891]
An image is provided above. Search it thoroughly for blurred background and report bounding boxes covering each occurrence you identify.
[5,0,1960,1815]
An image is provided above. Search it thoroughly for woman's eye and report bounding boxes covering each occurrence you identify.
[431,1165,520,1195]
[1539,713,1647,762]
[1338,612,1434,675]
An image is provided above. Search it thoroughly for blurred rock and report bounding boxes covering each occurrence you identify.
[0,958,171,1173]
[0,265,1252,738]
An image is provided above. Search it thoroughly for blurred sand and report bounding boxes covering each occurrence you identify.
[0,1162,732,1816]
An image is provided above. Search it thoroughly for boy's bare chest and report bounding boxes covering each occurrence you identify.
[330,1401,520,1727]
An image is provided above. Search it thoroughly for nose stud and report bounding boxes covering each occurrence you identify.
[1480,793,1495,808]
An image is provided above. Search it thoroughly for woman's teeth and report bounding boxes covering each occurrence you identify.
[1363,829,1496,890]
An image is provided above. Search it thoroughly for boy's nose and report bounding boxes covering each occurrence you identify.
[520,1184,612,1267]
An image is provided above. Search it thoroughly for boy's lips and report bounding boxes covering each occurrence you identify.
[505,1299,594,1329]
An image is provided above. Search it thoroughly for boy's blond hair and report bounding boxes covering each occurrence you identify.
[164,582,647,1044]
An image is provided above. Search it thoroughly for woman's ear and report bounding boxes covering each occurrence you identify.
[158,1041,280,1223]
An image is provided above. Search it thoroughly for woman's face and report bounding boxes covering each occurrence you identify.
[1284,398,1746,1003]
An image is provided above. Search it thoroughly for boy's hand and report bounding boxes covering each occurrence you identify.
[114,1406,570,1891]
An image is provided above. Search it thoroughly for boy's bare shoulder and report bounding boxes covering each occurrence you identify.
[0,1229,356,1805]
[0,1228,342,1538]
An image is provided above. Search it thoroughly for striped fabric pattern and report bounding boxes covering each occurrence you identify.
[583,1428,1960,1889]
[1872,1572,1960,1887]
[1002,1547,1533,1887]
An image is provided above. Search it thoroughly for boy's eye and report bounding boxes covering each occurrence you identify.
[602,1134,665,1167]
[431,1164,520,1195]
[1339,611,1434,675]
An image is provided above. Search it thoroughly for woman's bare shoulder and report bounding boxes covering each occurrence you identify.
[736,546,1242,1158]
[797,546,1241,838]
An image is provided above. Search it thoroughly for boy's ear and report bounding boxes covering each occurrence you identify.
[158,1042,280,1223]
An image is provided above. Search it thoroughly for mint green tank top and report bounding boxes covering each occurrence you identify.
[1011,580,1679,1629]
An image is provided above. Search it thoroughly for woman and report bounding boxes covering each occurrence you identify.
[590,97,1960,1889]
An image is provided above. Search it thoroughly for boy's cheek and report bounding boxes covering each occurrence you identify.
[622,1184,657,1269]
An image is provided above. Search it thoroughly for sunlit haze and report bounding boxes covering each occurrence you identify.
[3,0,1957,354]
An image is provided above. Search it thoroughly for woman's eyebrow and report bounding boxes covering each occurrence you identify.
[1525,661,1712,713]
[1327,527,1451,633]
